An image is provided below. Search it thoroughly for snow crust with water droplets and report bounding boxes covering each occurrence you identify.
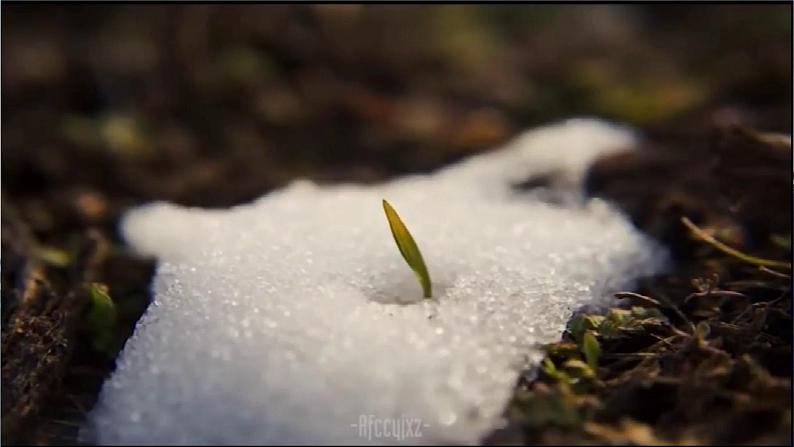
[83,118,667,445]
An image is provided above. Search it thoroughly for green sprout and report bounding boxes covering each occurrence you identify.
[382,199,432,298]
[87,282,118,357]
[581,330,601,370]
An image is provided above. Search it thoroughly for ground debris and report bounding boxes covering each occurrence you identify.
[1,198,86,444]
[488,123,792,445]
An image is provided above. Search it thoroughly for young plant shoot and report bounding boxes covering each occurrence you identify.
[382,199,432,298]
[87,282,118,356]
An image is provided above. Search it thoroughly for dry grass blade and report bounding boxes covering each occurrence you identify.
[681,217,791,270]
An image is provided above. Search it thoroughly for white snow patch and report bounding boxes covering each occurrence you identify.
[83,118,667,445]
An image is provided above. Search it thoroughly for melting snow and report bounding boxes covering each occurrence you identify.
[83,118,667,445]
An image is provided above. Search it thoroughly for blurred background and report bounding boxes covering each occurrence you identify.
[1,4,791,445]
[3,4,791,215]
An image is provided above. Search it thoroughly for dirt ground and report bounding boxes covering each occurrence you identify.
[2,4,791,445]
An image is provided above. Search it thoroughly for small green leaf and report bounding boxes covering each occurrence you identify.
[567,315,603,344]
[562,358,596,379]
[87,282,118,356]
[34,245,72,267]
[567,316,589,345]
[382,199,432,298]
[581,331,601,370]
[542,357,558,375]
[542,358,575,385]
